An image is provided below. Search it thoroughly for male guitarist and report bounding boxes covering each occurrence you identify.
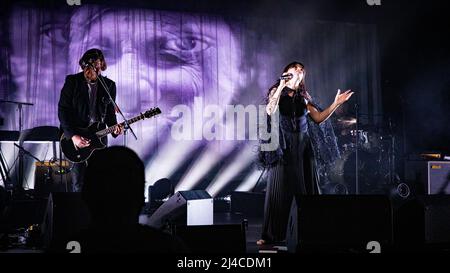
[58,48,123,192]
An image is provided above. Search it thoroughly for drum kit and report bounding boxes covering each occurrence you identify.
[330,114,407,196]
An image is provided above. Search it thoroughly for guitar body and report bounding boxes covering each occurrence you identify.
[60,122,107,163]
[60,107,161,163]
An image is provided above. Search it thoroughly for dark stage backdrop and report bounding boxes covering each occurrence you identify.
[0,3,380,197]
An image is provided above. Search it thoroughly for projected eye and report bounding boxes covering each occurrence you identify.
[151,36,212,67]
[40,23,68,46]
[164,36,211,52]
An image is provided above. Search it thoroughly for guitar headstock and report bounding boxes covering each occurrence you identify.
[143,107,162,118]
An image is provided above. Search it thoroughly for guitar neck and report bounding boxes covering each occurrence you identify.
[96,113,146,138]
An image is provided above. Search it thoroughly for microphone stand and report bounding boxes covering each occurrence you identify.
[0,146,11,189]
[388,118,395,185]
[351,91,372,195]
[13,143,45,196]
[251,168,267,193]
[354,103,359,195]
[94,71,137,146]
[0,100,34,133]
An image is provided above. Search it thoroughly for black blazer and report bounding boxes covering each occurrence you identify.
[58,72,118,140]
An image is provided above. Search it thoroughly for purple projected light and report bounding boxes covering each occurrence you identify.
[6,5,245,192]
[3,4,381,194]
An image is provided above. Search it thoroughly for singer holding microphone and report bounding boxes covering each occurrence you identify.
[257,62,353,245]
[58,48,123,192]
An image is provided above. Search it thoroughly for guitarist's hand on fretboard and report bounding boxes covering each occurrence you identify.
[72,135,91,148]
[112,124,124,136]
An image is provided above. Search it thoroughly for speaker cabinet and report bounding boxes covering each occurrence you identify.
[41,192,90,252]
[144,190,213,229]
[395,195,450,249]
[287,195,393,253]
[230,191,265,217]
[405,161,450,194]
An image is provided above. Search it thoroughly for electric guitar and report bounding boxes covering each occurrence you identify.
[60,107,161,163]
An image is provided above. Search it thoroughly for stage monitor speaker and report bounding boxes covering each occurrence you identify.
[287,195,393,253]
[34,160,71,198]
[230,191,265,217]
[145,190,213,229]
[173,223,246,253]
[405,161,450,194]
[4,198,47,230]
[395,195,450,248]
[41,192,90,252]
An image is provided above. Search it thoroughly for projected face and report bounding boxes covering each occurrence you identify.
[69,8,240,124]
[5,5,249,192]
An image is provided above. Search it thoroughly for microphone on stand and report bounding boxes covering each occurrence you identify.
[81,60,101,76]
[80,60,94,69]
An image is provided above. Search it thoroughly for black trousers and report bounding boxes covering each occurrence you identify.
[71,161,87,192]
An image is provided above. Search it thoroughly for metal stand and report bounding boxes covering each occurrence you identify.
[251,168,267,193]
[0,146,11,187]
[387,118,396,185]
[354,103,359,194]
[13,143,45,196]
[123,125,129,147]
[13,143,45,167]
[0,100,33,192]
[95,73,137,145]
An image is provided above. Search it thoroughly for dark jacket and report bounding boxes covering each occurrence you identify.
[58,72,118,139]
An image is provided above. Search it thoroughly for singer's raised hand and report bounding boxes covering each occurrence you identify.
[334,89,354,106]
[280,73,293,80]
[279,73,292,87]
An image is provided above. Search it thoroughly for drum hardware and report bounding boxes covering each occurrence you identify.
[335,110,403,195]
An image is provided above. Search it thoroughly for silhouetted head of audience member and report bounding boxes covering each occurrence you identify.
[77,146,186,253]
[151,178,174,200]
[82,146,145,227]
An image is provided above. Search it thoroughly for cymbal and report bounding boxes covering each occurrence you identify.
[336,117,357,127]
[336,121,388,132]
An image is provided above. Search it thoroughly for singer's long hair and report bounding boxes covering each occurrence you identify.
[266,61,311,102]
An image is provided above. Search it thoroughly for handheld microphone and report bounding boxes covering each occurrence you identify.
[279,73,293,80]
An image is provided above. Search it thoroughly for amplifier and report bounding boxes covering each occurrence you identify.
[34,160,71,197]
[405,161,450,194]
